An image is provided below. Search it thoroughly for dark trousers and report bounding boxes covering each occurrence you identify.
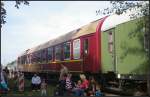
[31,83,40,90]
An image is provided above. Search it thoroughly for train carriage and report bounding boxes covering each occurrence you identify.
[101,14,149,81]
[17,13,149,87]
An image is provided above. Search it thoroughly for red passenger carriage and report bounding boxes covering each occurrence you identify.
[17,17,108,75]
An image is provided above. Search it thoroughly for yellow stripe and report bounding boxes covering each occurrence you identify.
[49,59,83,64]
[23,59,83,65]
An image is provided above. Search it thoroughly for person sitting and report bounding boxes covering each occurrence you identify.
[87,76,97,96]
[72,80,82,95]
[65,73,73,95]
[54,74,67,96]
[74,74,89,96]
[73,80,82,90]
[95,84,104,96]
[31,74,41,91]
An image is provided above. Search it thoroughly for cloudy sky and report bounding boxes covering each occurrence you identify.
[1,1,111,66]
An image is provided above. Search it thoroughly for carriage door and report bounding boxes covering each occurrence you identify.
[82,38,91,72]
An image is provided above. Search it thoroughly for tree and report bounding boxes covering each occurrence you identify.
[1,0,29,28]
[96,1,149,95]
[1,0,29,74]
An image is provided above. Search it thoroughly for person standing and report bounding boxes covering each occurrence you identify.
[59,64,68,81]
[31,74,41,91]
[36,74,41,91]
[3,69,8,85]
[0,69,9,93]
[31,74,37,91]
[41,79,47,96]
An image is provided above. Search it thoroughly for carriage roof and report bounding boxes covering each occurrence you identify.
[20,12,135,56]
[26,19,100,54]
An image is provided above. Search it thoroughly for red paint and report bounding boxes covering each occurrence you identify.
[95,16,109,73]
[81,34,96,73]
[89,35,97,73]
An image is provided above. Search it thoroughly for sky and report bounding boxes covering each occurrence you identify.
[1,1,112,66]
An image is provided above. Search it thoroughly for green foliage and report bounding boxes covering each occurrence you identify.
[1,2,6,28]
[96,1,149,17]
[14,1,29,9]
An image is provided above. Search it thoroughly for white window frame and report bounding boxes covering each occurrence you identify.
[73,39,81,59]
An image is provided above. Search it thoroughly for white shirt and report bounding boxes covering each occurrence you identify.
[32,76,41,84]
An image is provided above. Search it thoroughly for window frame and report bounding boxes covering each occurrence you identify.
[63,42,71,60]
[73,39,81,59]
[47,47,53,62]
[55,45,62,61]
[83,38,89,55]
[108,31,113,53]
[41,49,47,62]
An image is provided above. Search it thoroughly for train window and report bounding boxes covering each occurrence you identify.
[55,45,62,61]
[25,56,27,64]
[27,55,30,64]
[48,47,53,61]
[28,54,31,64]
[84,39,88,54]
[63,42,71,60]
[29,54,32,64]
[22,56,26,64]
[33,53,37,63]
[108,32,113,53]
[41,50,47,62]
[73,39,80,59]
[37,51,42,63]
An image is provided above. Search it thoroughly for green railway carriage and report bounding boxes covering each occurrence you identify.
[101,14,149,81]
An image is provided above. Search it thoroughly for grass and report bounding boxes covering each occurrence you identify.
[0,78,56,96]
